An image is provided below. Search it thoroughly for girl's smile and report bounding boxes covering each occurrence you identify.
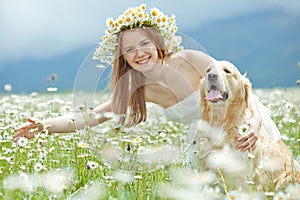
[136,56,150,65]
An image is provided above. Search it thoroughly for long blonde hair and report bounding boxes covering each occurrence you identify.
[110,27,166,126]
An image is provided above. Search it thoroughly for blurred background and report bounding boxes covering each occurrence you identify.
[0,0,299,93]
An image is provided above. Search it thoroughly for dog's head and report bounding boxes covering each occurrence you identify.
[200,60,251,106]
[199,60,252,127]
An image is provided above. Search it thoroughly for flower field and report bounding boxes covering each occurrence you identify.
[0,88,299,199]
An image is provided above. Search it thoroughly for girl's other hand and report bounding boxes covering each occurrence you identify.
[236,118,260,152]
[236,131,258,152]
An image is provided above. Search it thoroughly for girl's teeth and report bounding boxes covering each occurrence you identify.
[137,58,149,64]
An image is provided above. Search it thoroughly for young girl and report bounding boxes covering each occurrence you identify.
[14,4,279,160]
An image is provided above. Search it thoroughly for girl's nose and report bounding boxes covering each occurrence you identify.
[136,48,145,57]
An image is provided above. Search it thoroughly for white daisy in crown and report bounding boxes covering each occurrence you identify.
[93,4,183,68]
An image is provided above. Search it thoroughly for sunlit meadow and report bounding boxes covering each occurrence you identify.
[0,87,299,200]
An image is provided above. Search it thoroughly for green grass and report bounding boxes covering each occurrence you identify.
[0,88,299,199]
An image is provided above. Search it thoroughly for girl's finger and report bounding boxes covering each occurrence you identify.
[27,117,37,124]
[14,137,19,143]
[240,136,258,152]
[12,132,21,138]
[236,134,253,149]
[250,138,258,149]
[237,132,254,142]
[14,122,30,132]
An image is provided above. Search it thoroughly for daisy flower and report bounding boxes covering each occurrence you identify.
[77,141,89,149]
[17,137,29,147]
[106,18,114,28]
[273,192,287,200]
[3,131,9,139]
[34,162,45,172]
[238,123,250,136]
[47,87,58,92]
[159,131,167,138]
[151,7,160,17]
[140,4,146,10]
[86,161,99,170]
[133,175,142,180]
[4,84,12,92]
[133,137,142,144]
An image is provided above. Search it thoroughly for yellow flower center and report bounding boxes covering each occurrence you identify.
[128,8,134,13]
[126,17,131,23]
[102,35,109,40]
[152,10,157,16]
[229,195,236,200]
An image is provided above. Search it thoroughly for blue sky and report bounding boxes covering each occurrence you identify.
[1,0,299,67]
[0,0,300,92]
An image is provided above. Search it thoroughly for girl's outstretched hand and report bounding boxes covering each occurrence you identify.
[13,118,43,142]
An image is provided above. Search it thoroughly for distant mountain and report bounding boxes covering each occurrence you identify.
[188,9,300,88]
[0,47,100,93]
[0,8,299,93]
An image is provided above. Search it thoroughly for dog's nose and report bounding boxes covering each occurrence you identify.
[208,72,218,81]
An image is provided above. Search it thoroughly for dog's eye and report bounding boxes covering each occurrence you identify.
[224,68,231,74]
[206,68,211,73]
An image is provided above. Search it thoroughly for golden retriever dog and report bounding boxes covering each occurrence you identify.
[197,60,299,190]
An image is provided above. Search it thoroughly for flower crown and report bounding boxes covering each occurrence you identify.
[93,4,183,68]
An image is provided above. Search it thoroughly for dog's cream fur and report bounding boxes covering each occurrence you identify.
[198,60,299,189]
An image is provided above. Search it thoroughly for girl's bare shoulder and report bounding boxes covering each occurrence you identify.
[165,50,199,65]
[175,49,213,61]
[171,49,215,75]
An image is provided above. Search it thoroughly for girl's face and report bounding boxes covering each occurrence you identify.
[121,29,159,73]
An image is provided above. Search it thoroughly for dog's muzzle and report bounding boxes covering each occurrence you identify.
[205,88,228,103]
[205,71,228,103]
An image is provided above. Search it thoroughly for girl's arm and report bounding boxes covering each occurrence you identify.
[45,98,113,133]
[13,98,113,140]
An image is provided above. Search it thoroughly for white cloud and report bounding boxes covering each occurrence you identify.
[0,0,299,68]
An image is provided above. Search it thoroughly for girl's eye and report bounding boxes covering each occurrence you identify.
[224,68,231,74]
[125,48,134,53]
[141,41,150,46]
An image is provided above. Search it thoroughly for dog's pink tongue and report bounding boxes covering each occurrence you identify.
[206,90,223,101]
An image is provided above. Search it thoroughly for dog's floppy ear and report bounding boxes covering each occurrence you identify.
[241,74,252,108]
[198,77,209,121]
